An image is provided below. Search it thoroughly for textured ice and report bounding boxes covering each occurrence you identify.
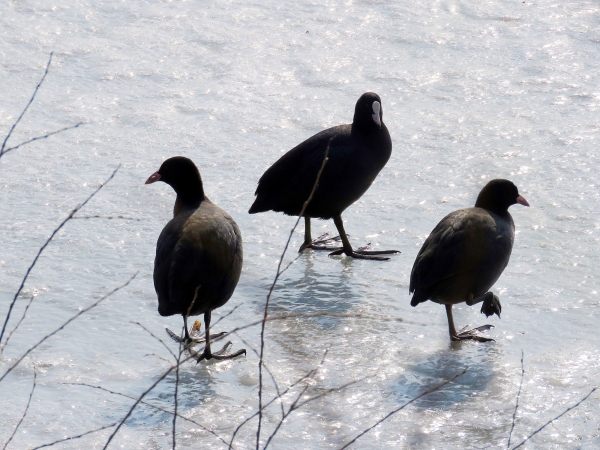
[1,0,599,449]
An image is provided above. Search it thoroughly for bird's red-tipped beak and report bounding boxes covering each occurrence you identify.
[145,172,161,184]
[516,195,529,207]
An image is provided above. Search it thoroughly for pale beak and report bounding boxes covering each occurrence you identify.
[516,195,529,207]
[145,172,161,184]
[372,113,381,128]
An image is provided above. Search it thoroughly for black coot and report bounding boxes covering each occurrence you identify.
[249,92,399,260]
[409,179,529,341]
[146,156,245,361]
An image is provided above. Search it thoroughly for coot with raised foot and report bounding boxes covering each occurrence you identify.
[248,92,399,261]
[146,156,245,362]
[409,179,529,342]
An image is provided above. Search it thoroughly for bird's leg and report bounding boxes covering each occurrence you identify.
[467,292,502,319]
[298,217,342,252]
[183,315,191,344]
[166,316,227,348]
[327,215,399,260]
[195,311,246,363]
[445,304,495,342]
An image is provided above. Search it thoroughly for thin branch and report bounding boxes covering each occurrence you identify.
[0,272,137,383]
[1,295,34,351]
[131,321,177,360]
[64,382,231,448]
[144,352,173,365]
[72,215,140,221]
[511,387,598,449]
[2,367,37,450]
[173,328,184,449]
[257,139,330,449]
[212,304,242,328]
[1,122,84,156]
[263,351,330,449]
[32,422,118,449]
[1,52,52,156]
[230,350,329,449]
[0,165,122,355]
[339,368,468,449]
[507,350,525,449]
[234,331,285,420]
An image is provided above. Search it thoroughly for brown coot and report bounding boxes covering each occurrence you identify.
[146,156,245,361]
[409,179,529,341]
[248,92,399,261]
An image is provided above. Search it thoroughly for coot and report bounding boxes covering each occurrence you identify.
[249,92,399,261]
[409,179,529,341]
[146,156,245,361]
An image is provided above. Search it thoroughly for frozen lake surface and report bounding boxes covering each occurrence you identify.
[1,0,599,448]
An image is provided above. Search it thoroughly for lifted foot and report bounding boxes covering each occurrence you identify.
[452,325,495,342]
[299,233,343,253]
[328,243,400,261]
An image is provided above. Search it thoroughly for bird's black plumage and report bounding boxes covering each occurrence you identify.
[409,179,529,341]
[249,92,399,260]
[147,156,245,361]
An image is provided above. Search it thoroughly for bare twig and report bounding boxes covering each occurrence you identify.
[72,215,140,221]
[2,367,37,450]
[131,321,177,360]
[230,350,329,449]
[0,272,137,383]
[173,328,184,450]
[1,122,84,157]
[64,382,231,448]
[511,387,598,449]
[1,52,52,157]
[144,352,174,365]
[1,295,34,351]
[0,165,122,355]
[32,422,118,449]
[262,351,329,449]
[339,368,468,449]
[234,331,285,420]
[264,376,373,450]
[257,138,330,448]
[101,355,203,449]
[507,350,525,449]
[212,304,242,328]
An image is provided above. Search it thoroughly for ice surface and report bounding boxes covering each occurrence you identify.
[1,0,599,448]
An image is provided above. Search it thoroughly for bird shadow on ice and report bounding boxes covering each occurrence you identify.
[120,367,217,428]
[383,344,497,409]
[265,253,363,327]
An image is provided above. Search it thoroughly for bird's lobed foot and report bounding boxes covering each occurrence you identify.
[298,233,343,253]
[166,328,227,348]
[194,341,247,363]
[452,325,495,342]
[328,244,399,261]
[481,294,502,318]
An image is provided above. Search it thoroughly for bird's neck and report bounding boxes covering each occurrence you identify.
[172,181,205,217]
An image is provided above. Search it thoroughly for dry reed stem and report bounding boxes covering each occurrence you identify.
[0,272,137,383]
[2,367,37,449]
[339,368,468,449]
[0,52,82,159]
[64,382,230,447]
[507,350,525,449]
[256,142,330,449]
[511,387,598,449]
[0,165,122,356]
[31,422,119,449]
